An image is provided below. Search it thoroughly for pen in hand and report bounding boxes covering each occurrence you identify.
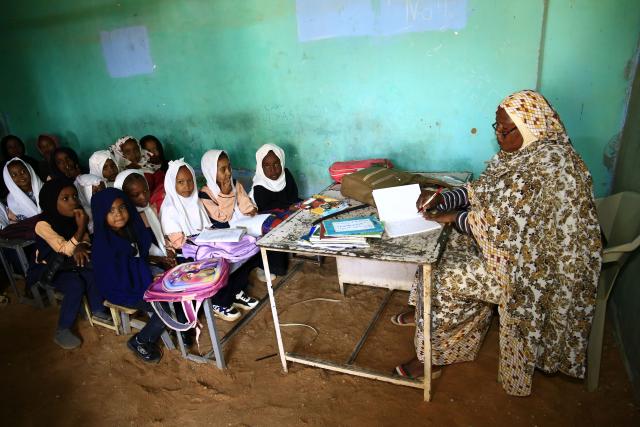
[418,187,444,213]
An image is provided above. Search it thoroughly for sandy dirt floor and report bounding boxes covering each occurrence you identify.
[1,258,638,426]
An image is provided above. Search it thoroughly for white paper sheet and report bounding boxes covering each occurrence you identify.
[372,184,442,238]
[195,228,245,243]
[229,213,270,237]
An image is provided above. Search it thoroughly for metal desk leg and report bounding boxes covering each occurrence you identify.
[423,263,433,402]
[0,249,20,300]
[260,248,288,373]
[203,298,225,370]
[15,246,29,277]
[168,304,188,359]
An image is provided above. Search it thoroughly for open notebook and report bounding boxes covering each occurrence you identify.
[372,184,442,238]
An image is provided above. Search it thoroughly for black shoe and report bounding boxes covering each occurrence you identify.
[127,334,162,363]
[92,310,113,324]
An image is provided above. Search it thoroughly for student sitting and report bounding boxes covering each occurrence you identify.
[199,150,274,279]
[251,143,301,212]
[89,150,119,187]
[110,136,164,193]
[0,135,42,198]
[162,158,258,321]
[49,147,84,180]
[140,135,169,172]
[250,144,302,276]
[27,179,110,349]
[36,134,59,181]
[114,170,176,271]
[91,188,171,363]
[2,158,43,223]
[75,174,106,234]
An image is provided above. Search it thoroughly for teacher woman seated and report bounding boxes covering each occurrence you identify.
[394,90,602,396]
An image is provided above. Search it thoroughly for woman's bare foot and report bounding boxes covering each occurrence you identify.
[390,310,415,326]
[394,357,442,379]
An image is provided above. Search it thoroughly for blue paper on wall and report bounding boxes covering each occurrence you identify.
[100,26,154,78]
[296,0,467,42]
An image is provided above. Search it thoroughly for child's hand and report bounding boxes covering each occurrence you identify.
[73,208,89,230]
[73,244,91,267]
[288,203,300,212]
[161,256,177,269]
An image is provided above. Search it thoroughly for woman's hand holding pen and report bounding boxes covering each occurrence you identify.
[423,211,457,224]
[416,188,444,213]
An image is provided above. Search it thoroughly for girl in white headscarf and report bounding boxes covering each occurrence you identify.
[160,159,210,251]
[115,169,173,262]
[89,150,119,187]
[199,149,278,283]
[199,150,257,226]
[74,174,106,233]
[110,135,166,198]
[250,143,300,212]
[3,158,43,222]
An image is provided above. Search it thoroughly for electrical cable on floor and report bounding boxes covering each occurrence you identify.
[289,297,342,307]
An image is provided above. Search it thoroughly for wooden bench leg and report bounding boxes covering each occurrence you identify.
[120,312,131,335]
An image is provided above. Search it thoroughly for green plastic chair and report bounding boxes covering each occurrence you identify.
[587,191,640,391]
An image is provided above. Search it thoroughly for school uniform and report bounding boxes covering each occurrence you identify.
[249,144,301,275]
[91,187,167,344]
[26,179,105,331]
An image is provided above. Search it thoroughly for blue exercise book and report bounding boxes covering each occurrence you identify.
[322,216,384,237]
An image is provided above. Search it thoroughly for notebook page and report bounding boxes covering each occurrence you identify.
[372,184,422,222]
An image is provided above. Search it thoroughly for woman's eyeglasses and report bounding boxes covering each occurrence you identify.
[492,122,518,138]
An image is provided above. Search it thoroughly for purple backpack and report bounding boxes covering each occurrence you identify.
[182,234,259,263]
[144,258,229,332]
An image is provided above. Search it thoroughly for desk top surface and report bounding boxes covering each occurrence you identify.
[256,172,471,264]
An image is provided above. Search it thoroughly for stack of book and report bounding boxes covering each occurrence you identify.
[298,216,384,250]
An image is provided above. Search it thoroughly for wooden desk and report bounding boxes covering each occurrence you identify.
[257,180,456,401]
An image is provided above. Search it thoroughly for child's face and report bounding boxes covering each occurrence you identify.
[55,152,80,179]
[106,197,130,230]
[5,138,23,158]
[124,178,150,208]
[142,140,162,164]
[216,155,232,189]
[261,151,282,181]
[56,186,80,217]
[37,137,56,159]
[7,162,31,193]
[175,166,194,197]
[102,159,118,182]
[92,181,106,195]
[121,139,142,164]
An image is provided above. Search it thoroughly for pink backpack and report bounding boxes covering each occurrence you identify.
[329,159,393,183]
[143,258,229,331]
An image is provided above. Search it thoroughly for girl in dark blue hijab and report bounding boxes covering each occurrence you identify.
[91,187,166,363]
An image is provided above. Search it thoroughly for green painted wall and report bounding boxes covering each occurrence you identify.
[0,0,638,197]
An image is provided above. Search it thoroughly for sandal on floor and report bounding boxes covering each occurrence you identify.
[393,364,442,380]
[390,311,416,327]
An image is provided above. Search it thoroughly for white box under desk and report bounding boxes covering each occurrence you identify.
[336,171,471,295]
